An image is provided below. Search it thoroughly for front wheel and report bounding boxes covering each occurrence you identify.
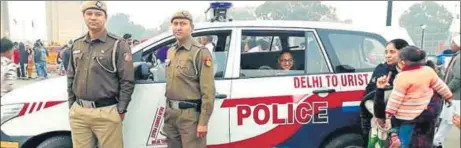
[324,133,363,148]
[37,135,72,148]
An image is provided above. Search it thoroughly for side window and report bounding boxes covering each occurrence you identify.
[242,36,281,52]
[139,30,232,83]
[305,32,330,74]
[239,30,306,78]
[288,36,305,50]
[326,32,386,71]
[363,38,386,65]
[193,34,231,79]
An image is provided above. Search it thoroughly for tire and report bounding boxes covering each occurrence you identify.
[37,135,73,148]
[324,133,363,148]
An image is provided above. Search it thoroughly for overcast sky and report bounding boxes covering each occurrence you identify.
[6,1,461,41]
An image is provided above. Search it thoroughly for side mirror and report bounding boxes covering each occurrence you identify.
[335,65,355,73]
[134,62,151,80]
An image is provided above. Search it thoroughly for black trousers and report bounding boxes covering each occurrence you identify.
[19,62,26,78]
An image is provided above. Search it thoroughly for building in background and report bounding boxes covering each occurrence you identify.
[1,1,10,38]
[45,1,86,45]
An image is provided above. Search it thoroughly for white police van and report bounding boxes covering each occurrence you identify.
[1,20,414,148]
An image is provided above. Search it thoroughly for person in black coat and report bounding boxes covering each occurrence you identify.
[359,39,408,147]
[18,42,28,79]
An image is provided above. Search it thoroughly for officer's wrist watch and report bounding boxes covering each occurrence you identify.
[118,109,127,114]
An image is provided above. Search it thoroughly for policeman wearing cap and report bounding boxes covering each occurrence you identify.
[163,10,215,148]
[67,1,134,148]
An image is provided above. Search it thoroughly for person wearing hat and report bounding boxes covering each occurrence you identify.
[163,10,215,148]
[1,37,17,98]
[67,1,134,148]
[433,33,460,148]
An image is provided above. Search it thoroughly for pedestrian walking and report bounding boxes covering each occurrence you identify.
[433,33,460,148]
[67,1,134,148]
[18,42,28,79]
[33,42,48,79]
[62,40,72,71]
[163,10,216,148]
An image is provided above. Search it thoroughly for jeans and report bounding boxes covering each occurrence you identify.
[392,124,415,148]
[35,62,48,78]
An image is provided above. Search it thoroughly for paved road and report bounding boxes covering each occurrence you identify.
[11,76,460,147]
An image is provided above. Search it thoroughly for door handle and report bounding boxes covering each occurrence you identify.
[215,94,228,99]
[313,89,336,94]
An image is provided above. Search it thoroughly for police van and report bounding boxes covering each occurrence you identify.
[1,20,414,148]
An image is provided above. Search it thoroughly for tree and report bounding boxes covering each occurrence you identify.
[106,13,156,40]
[228,7,258,20]
[254,1,339,22]
[399,1,453,49]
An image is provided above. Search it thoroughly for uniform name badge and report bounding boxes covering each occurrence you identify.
[73,50,81,54]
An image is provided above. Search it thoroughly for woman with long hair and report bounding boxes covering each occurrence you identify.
[26,45,35,79]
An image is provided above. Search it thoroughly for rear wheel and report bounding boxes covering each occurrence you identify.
[324,133,363,148]
[37,135,72,148]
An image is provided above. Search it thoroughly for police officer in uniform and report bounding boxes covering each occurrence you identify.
[163,10,215,148]
[67,1,134,148]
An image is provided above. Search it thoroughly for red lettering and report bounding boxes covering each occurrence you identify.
[347,75,355,86]
[287,103,294,124]
[253,105,270,125]
[325,75,331,87]
[295,103,312,124]
[361,73,369,85]
[341,75,348,86]
[237,105,251,126]
[312,76,322,88]
[236,102,330,126]
[331,75,338,87]
[272,104,286,124]
[357,74,364,85]
[301,77,307,88]
[294,77,300,88]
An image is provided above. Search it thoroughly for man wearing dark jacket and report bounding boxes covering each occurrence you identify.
[62,45,71,71]
[18,42,28,79]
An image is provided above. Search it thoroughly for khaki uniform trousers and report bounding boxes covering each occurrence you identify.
[69,103,123,148]
[163,106,206,148]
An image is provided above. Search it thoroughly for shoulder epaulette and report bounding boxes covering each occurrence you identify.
[107,32,122,40]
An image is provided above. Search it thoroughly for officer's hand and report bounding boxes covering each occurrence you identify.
[197,125,207,138]
[453,115,460,129]
[119,113,125,121]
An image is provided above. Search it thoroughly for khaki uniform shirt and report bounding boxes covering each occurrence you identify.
[67,30,135,111]
[165,37,215,126]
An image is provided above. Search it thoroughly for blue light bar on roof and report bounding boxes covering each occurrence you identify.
[210,2,232,9]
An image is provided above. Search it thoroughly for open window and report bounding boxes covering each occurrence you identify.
[135,29,232,83]
[318,29,387,73]
[238,30,330,78]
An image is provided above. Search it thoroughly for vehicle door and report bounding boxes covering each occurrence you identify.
[122,28,237,147]
[223,28,343,148]
[316,29,389,132]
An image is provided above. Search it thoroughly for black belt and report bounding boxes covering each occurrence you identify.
[167,100,201,110]
[76,97,118,108]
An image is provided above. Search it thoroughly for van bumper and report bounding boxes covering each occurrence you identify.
[1,130,30,148]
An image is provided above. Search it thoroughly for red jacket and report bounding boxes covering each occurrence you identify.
[13,49,20,64]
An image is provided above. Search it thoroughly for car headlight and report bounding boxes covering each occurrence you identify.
[1,104,25,125]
